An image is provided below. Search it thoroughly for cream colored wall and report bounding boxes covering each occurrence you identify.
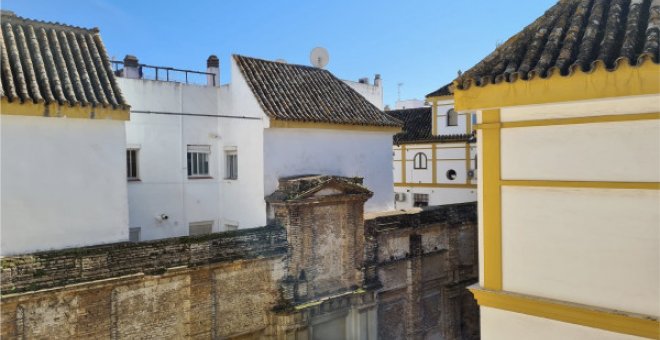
[501,186,659,316]
[481,307,646,340]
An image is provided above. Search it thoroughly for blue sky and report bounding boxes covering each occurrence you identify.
[4,0,556,107]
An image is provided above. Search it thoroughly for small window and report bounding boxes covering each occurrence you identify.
[187,145,211,178]
[447,109,458,126]
[413,152,427,169]
[446,169,457,181]
[189,221,213,236]
[129,227,141,242]
[127,149,139,180]
[413,193,429,207]
[225,150,238,180]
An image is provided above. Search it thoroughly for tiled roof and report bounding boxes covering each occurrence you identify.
[234,55,402,127]
[456,0,660,89]
[265,175,372,202]
[0,11,128,109]
[387,107,473,144]
[426,83,452,98]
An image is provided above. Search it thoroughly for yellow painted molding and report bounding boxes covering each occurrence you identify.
[394,182,477,189]
[401,145,407,184]
[432,101,438,136]
[474,112,660,129]
[482,109,502,290]
[469,286,660,339]
[455,61,660,111]
[465,112,472,134]
[465,144,471,185]
[501,180,660,190]
[1,99,130,120]
[431,144,437,184]
[269,119,401,132]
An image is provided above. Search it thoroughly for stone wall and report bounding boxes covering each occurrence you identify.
[0,178,479,339]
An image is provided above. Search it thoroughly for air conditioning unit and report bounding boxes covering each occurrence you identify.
[467,170,477,180]
[395,193,407,202]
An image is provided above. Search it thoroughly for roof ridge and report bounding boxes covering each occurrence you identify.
[1,10,98,34]
[233,54,327,72]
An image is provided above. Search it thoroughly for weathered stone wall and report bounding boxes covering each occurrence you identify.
[0,194,479,339]
[366,203,480,340]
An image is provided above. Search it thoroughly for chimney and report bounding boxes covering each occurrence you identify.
[123,55,140,79]
[207,55,219,87]
[374,74,382,87]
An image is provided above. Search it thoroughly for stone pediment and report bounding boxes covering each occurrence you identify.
[265,175,373,203]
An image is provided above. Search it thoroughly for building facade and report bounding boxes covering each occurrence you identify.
[0,12,130,255]
[118,54,400,241]
[455,0,660,339]
[391,85,477,209]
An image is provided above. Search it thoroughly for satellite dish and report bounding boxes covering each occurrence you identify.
[275,59,287,64]
[310,47,329,68]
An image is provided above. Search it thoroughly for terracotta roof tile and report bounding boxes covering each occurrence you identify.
[387,107,473,144]
[234,55,402,127]
[0,11,128,109]
[456,0,660,89]
[426,83,452,98]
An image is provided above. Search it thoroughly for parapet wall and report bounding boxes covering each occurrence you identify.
[1,226,287,294]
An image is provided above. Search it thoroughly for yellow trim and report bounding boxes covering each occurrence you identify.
[1,99,129,120]
[465,144,471,185]
[475,112,660,129]
[466,112,472,134]
[470,286,660,339]
[431,144,437,184]
[455,61,660,111]
[502,180,660,190]
[394,182,477,189]
[401,145,407,184]
[482,109,502,290]
[432,101,438,135]
[269,119,401,132]
[394,158,470,162]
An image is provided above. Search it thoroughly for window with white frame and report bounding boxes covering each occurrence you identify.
[187,145,210,178]
[189,221,213,236]
[225,150,238,180]
[127,148,139,180]
[413,152,428,169]
[447,109,458,126]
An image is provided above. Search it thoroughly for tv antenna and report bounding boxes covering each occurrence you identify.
[310,47,329,68]
[397,82,404,101]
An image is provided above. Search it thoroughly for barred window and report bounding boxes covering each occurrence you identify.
[187,145,210,178]
[413,193,429,207]
[189,221,213,236]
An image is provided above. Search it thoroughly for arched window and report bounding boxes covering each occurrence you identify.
[413,152,428,169]
[447,109,458,126]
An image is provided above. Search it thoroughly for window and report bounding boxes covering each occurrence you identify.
[413,193,429,207]
[129,227,141,242]
[225,150,238,180]
[413,152,427,169]
[189,221,213,236]
[446,169,457,180]
[447,109,458,126]
[225,223,238,231]
[187,145,210,178]
[127,149,139,180]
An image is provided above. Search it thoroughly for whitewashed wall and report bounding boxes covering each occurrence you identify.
[263,128,395,212]
[344,79,384,110]
[1,115,128,255]
[435,100,471,135]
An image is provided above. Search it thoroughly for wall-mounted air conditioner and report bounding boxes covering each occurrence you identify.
[395,193,407,202]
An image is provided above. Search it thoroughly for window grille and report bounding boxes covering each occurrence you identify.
[413,193,429,207]
[189,221,213,236]
[127,149,139,180]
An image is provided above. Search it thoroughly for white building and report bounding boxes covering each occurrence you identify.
[118,54,401,241]
[394,98,426,110]
[0,12,130,255]
[390,84,476,209]
[457,0,660,339]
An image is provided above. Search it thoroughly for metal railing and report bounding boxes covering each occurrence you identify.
[110,60,216,86]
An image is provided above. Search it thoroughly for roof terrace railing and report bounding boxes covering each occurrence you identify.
[111,60,216,86]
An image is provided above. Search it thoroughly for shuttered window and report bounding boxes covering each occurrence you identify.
[225,150,238,180]
[127,149,139,180]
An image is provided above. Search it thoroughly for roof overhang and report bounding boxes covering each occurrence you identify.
[269,118,401,133]
[454,60,660,112]
[1,98,130,120]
